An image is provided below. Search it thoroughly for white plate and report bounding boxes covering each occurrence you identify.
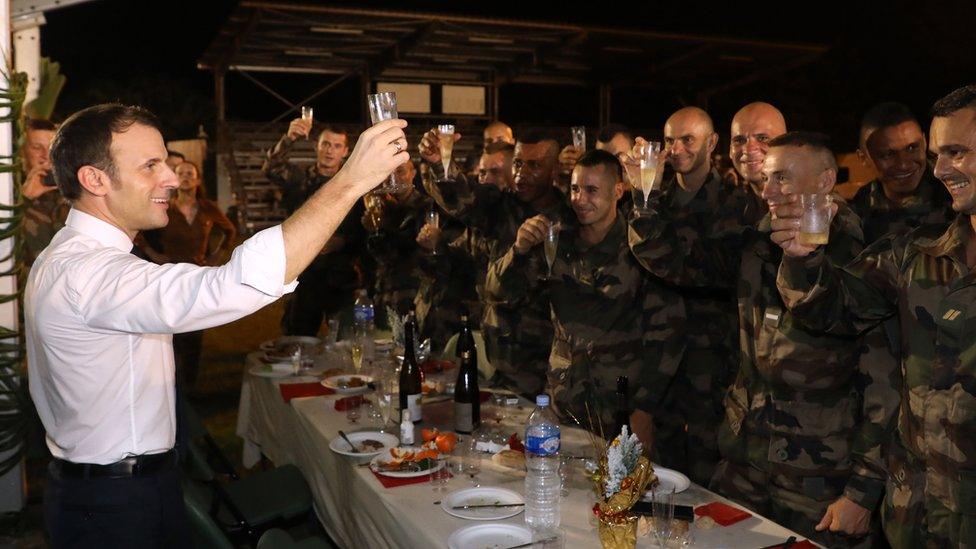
[260,335,321,351]
[248,364,295,378]
[447,524,533,549]
[328,431,399,458]
[321,374,373,395]
[642,466,691,499]
[441,487,524,521]
[370,448,445,478]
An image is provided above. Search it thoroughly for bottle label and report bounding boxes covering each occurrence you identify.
[455,402,474,433]
[406,393,422,422]
[525,425,561,456]
[354,305,374,322]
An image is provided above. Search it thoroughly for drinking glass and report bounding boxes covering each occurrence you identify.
[367,92,403,193]
[463,432,482,486]
[290,346,303,376]
[639,141,662,210]
[346,399,362,424]
[544,222,560,279]
[351,340,364,374]
[437,124,455,180]
[300,106,314,140]
[799,193,832,247]
[571,126,586,152]
[429,456,450,492]
[651,487,675,548]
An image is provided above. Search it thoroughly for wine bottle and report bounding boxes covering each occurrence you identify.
[454,348,480,434]
[613,376,630,438]
[455,312,475,359]
[399,314,423,423]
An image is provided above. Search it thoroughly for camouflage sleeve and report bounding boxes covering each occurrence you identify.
[627,194,743,289]
[261,134,302,190]
[421,163,502,232]
[634,280,686,413]
[776,235,903,336]
[484,246,542,308]
[844,320,902,511]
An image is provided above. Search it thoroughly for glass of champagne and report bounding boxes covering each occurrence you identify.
[639,141,662,210]
[571,126,586,152]
[437,124,455,180]
[799,193,832,246]
[544,221,560,279]
[351,339,365,374]
[367,92,402,193]
[426,208,440,255]
[300,106,314,140]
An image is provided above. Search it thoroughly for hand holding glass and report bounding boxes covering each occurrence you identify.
[367,92,402,193]
[639,141,662,210]
[437,124,455,180]
[799,194,832,246]
[300,106,314,140]
[571,126,586,152]
[544,222,559,279]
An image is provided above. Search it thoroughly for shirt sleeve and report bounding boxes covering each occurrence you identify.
[71,225,297,334]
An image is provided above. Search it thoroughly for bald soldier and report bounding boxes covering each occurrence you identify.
[626,107,750,485]
[483,121,515,148]
[729,102,787,223]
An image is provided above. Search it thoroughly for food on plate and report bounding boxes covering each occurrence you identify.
[359,439,385,451]
[338,376,365,389]
[493,449,526,470]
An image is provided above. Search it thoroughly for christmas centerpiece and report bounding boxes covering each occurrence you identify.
[588,423,657,549]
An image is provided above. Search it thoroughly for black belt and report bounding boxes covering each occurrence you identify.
[52,449,178,479]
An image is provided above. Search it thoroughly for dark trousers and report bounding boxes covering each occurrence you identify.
[44,463,191,548]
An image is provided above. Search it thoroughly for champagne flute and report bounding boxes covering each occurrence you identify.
[425,208,440,255]
[571,126,586,152]
[301,106,314,141]
[367,92,401,193]
[351,340,365,374]
[651,486,675,548]
[437,124,455,180]
[544,221,559,279]
[639,141,662,211]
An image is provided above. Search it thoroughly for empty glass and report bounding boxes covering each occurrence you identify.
[346,399,362,424]
[651,487,675,548]
[367,92,403,193]
[429,456,450,492]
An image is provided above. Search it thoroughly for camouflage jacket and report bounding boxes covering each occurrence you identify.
[850,171,953,245]
[631,197,897,511]
[263,135,364,286]
[779,213,976,536]
[423,165,573,396]
[487,215,685,435]
[22,190,69,266]
[362,189,430,317]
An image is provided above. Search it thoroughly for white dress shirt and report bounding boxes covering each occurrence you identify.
[26,209,297,464]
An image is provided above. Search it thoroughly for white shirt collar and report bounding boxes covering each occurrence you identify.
[65,208,134,253]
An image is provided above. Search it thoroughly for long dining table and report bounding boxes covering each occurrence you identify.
[236,349,817,548]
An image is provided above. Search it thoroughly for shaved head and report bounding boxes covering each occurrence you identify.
[666,107,715,135]
[483,121,515,148]
[730,102,787,188]
[664,107,718,177]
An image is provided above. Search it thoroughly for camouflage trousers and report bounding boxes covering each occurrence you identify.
[882,442,976,548]
[652,348,729,486]
[711,460,875,548]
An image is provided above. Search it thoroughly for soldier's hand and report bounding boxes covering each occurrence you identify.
[558,145,583,175]
[339,119,409,196]
[514,215,550,255]
[22,167,56,199]
[416,224,442,251]
[287,118,313,141]
[815,496,870,536]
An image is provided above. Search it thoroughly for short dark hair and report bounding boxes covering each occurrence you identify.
[574,149,622,182]
[597,123,631,144]
[50,104,163,200]
[860,102,918,144]
[516,128,559,160]
[25,118,57,132]
[768,131,837,170]
[931,84,976,117]
[483,141,514,157]
[317,124,349,144]
[166,150,185,161]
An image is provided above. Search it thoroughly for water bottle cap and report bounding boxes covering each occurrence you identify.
[535,394,550,406]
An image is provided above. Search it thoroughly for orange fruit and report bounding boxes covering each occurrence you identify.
[421,428,439,442]
[435,433,458,453]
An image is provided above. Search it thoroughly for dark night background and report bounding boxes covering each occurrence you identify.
[40,0,976,152]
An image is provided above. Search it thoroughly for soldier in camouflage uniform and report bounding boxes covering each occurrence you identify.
[21,119,68,267]
[624,107,746,486]
[632,132,897,546]
[419,127,572,398]
[262,118,365,336]
[772,86,976,548]
[487,150,685,445]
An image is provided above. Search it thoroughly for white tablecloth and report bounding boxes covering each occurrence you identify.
[237,351,815,548]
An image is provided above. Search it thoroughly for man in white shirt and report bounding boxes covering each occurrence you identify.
[28,103,407,547]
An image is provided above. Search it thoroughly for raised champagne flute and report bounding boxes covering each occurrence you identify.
[639,141,662,211]
[544,221,559,279]
[437,124,455,180]
[300,106,314,140]
[367,92,402,193]
[571,126,586,152]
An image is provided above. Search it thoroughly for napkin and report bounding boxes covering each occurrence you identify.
[370,469,452,489]
[694,501,752,526]
[279,382,334,404]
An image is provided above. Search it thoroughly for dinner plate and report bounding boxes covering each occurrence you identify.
[369,448,445,478]
[441,487,524,520]
[248,363,295,378]
[321,374,373,395]
[641,465,692,499]
[261,336,322,360]
[447,524,532,549]
[328,431,398,458]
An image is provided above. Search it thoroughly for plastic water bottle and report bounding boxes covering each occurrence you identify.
[352,290,376,359]
[524,394,561,529]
